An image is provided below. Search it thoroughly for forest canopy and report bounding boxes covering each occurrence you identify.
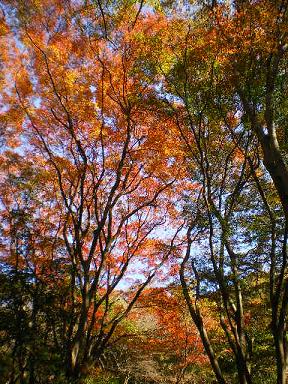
[0,0,288,383]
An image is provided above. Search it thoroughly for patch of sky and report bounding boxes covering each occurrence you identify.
[31,97,41,108]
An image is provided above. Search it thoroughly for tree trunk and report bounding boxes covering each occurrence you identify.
[241,91,288,383]
[235,351,251,384]
[180,261,226,384]
[258,134,288,384]
[273,328,288,384]
[196,317,226,384]
[261,135,288,219]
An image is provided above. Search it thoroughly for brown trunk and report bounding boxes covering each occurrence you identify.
[242,92,288,382]
[261,135,288,219]
[196,317,226,384]
[273,327,288,384]
[180,259,226,384]
[259,135,288,384]
[235,351,251,384]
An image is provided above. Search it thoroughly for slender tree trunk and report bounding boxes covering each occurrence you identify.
[235,351,251,384]
[66,330,87,382]
[240,88,288,384]
[66,282,92,381]
[180,258,226,384]
[261,135,288,219]
[257,134,288,384]
[196,316,226,384]
[272,327,288,384]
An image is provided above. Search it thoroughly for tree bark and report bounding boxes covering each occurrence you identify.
[180,254,226,384]
[260,135,288,219]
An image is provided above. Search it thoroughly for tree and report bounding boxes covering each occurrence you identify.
[0,1,183,381]
[208,3,288,382]
[1,1,288,383]
[132,2,287,382]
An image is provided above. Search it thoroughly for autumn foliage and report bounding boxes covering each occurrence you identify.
[0,0,288,384]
